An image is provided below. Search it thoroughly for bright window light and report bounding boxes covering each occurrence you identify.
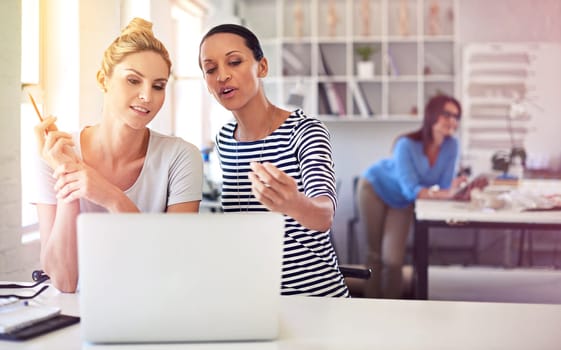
[21,0,41,243]
[21,0,40,84]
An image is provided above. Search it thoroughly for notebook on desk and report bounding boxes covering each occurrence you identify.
[77,212,284,344]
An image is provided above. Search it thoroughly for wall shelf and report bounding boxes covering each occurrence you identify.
[238,0,459,122]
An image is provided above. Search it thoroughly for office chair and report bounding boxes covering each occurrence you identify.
[346,176,361,264]
[331,176,372,296]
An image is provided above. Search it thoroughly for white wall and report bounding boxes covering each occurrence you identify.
[79,0,120,128]
[148,0,175,134]
[0,0,30,280]
[459,0,561,43]
[330,0,561,263]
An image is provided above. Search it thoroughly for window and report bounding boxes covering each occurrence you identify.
[171,3,205,147]
[20,0,42,242]
[170,0,231,187]
[171,1,232,151]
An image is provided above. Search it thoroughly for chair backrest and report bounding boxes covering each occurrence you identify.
[352,175,360,220]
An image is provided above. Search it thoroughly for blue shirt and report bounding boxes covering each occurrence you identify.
[362,136,459,208]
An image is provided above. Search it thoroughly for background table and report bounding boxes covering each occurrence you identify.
[414,181,561,299]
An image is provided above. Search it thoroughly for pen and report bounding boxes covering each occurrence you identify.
[28,93,44,122]
[28,93,56,135]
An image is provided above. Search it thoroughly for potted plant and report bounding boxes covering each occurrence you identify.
[355,45,378,78]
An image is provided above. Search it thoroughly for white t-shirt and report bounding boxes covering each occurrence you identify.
[32,128,203,212]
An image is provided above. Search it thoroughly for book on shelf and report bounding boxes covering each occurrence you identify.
[318,46,345,116]
[317,83,333,115]
[324,82,346,116]
[424,51,450,75]
[386,48,399,76]
[318,45,335,76]
[350,81,373,118]
[282,48,308,75]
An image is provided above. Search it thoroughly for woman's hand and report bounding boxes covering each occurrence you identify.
[248,161,334,231]
[451,175,469,192]
[34,116,79,169]
[52,160,120,208]
[248,161,302,214]
[423,176,472,200]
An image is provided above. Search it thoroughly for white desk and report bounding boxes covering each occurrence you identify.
[414,180,561,299]
[199,199,222,213]
[3,287,561,349]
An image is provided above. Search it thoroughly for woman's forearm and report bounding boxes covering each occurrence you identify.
[285,195,334,232]
[40,200,80,293]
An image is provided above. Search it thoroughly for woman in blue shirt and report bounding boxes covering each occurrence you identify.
[358,94,466,298]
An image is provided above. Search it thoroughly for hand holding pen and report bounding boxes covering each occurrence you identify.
[30,93,80,170]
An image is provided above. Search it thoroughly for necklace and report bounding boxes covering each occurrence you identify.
[235,106,278,211]
[235,134,268,212]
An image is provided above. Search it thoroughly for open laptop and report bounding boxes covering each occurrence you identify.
[77,212,284,344]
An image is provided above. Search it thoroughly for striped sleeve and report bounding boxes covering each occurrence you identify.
[293,117,337,210]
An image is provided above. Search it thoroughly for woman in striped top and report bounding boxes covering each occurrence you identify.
[199,24,349,297]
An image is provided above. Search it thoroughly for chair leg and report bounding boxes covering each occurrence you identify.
[518,229,527,267]
[554,236,561,269]
[472,229,479,265]
[528,230,533,267]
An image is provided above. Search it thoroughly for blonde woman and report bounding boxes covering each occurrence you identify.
[33,18,203,292]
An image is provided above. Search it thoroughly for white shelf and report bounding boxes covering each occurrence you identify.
[386,36,422,43]
[320,115,421,123]
[422,35,455,42]
[239,0,459,122]
[423,75,455,82]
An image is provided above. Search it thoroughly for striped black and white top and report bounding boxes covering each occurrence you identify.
[216,109,349,297]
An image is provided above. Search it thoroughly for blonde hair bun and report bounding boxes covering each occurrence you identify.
[97,16,172,88]
[121,17,154,37]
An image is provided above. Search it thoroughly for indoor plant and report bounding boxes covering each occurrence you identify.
[355,45,378,77]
